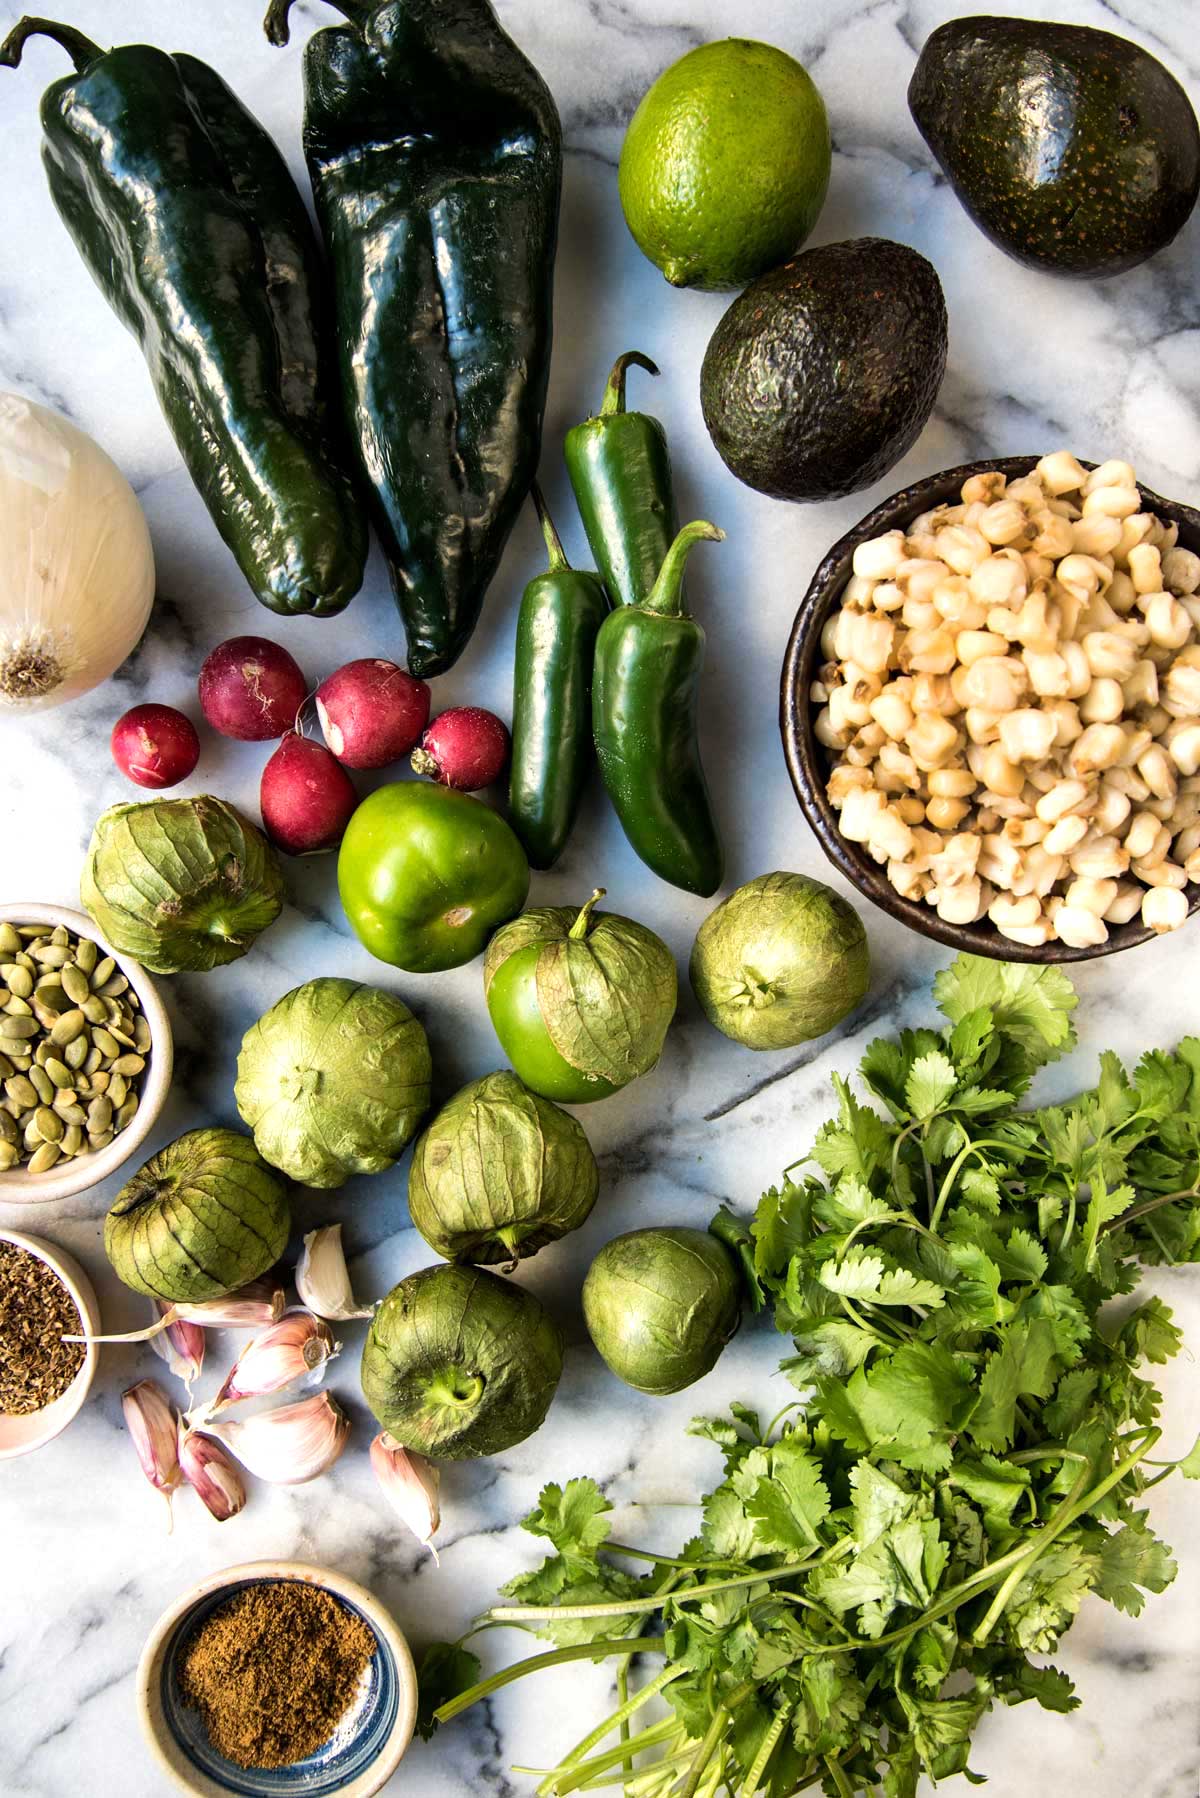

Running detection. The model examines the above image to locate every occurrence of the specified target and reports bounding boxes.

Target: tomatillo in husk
[483,889,676,1103]
[361,1262,564,1459]
[689,871,869,1049]
[338,781,530,973]
[408,1070,598,1266]
[582,1225,741,1394]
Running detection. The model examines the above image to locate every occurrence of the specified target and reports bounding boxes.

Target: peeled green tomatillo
[690,871,869,1049]
[483,889,676,1103]
[583,1225,742,1394]
[338,781,530,974]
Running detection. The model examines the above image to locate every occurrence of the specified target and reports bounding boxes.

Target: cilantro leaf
[934,955,1078,1070]
[738,1437,831,1553]
[415,1642,481,1739]
[520,1478,613,1562]
[1093,1515,1177,1616]
[905,1050,958,1120]
[968,1318,1060,1450]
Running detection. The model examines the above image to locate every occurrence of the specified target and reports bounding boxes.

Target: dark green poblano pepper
[266,0,563,679]
[0,16,367,617]
[592,521,726,897]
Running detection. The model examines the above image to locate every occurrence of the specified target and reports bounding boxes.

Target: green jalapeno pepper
[508,489,610,872]
[0,15,366,617]
[592,520,726,898]
[565,351,679,608]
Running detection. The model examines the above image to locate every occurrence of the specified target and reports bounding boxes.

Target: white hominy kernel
[1043,699,1084,747]
[969,553,1027,609]
[1032,513,1075,559]
[911,673,959,716]
[1141,887,1189,933]
[1082,631,1139,681]
[1069,834,1130,880]
[979,500,1032,545]
[852,532,907,581]
[867,807,916,863]
[868,690,913,740]
[1002,918,1056,946]
[1043,814,1091,856]
[1168,723,1200,777]
[889,859,929,900]
[935,878,983,924]
[1107,571,1138,614]
[989,893,1042,930]
[1023,650,1070,697]
[1023,552,1056,584]
[1137,745,1177,801]
[1104,881,1145,925]
[1165,657,1200,715]
[901,559,952,600]
[1124,812,1164,861]
[1116,725,1154,768]
[1068,723,1126,776]
[1093,782,1132,836]
[907,713,960,770]
[1186,848,1200,882]
[1037,451,1087,495]
[1083,459,1136,494]
[956,630,1009,666]
[1122,660,1159,708]
[1117,514,1155,563]
[1134,858,1187,888]
[838,789,887,842]
[815,707,851,750]
[1055,905,1110,948]
[998,708,1058,764]
[1079,678,1125,724]
[1035,779,1091,823]
[1058,553,1109,594]
[964,706,1003,745]
[1162,547,1200,595]
[1128,543,1163,594]
[1082,485,1141,519]
[1004,816,1049,847]
[896,796,926,825]
[980,746,1024,797]
[962,472,1007,506]
[1066,876,1118,915]
[1021,844,1066,895]
[827,765,873,805]
[937,526,991,574]
[833,609,895,672]
[1142,591,1193,651]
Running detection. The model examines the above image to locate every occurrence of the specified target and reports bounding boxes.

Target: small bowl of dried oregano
[0,901,173,1205]
[138,1560,418,1798]
[0,1228,100,1458]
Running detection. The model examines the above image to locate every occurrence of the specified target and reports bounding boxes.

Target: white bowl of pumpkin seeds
[0,903,173,1206]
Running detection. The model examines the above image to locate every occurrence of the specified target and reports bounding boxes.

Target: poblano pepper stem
[1,15,367,618]
[565,350,680,608]
[508,489,610,870]
[267,0,563,677]
[592,521,726,897]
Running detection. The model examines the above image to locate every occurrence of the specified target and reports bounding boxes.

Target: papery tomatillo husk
[361,1263,563,1460]
[689,871,869,1050]
[80,794,284,974]
[484,890,677,1094]
[407,1070,598,1266]
[104,1128,290,1303]
[235,977,431,1188]
[582,1226,742,1395]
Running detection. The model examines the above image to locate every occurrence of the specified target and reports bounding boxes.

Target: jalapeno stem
[641,521,725,617]
[0,15,105,71]
[264,0,369,49]
[532,483,571,573]
[599,351,660,418]
[569,889,606,939]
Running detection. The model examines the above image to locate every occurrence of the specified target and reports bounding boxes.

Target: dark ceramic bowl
[780,456,1200,962]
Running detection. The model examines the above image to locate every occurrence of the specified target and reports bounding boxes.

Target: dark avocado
[699,237,947,504]
[909,17,1200,278]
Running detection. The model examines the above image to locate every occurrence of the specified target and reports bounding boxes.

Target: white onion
[0,391,155,709]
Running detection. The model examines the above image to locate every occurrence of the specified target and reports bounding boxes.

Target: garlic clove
[370,1431,441,1562]
[178,1426,247,1523]
[196,1392,350,1485]
[208,1311,337,1412]
[122,1379,182,1525]
[295,1225,375,1322]
[149,1301,205,1393]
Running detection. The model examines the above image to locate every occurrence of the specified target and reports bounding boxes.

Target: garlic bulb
[0,391,155,709]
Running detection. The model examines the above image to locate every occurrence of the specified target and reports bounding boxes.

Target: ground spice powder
[178,1581,378,1769]
[0,1240,84,1414]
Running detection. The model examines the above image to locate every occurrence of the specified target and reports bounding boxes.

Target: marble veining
[1,1,1199,1793]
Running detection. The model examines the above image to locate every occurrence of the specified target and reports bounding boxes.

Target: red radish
[260,732,357,855]
[198,636,308,741]
[411,706,510,790]
[316,658,430,768]
[111,704,200,789]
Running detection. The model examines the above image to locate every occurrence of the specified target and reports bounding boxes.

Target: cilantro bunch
[423,956,1200,1798]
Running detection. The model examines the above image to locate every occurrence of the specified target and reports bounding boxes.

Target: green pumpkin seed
[90,1027,120,1059]
[0,924,20,955]
[0,1015,39,1040]
[0,1110,17,1146]
[115,1095,139,1129]
[29,1066,54,1105]
[5,1075,38,1109]
[88,1129,113,1153]
[74,936,97,974]
[64,1033,88,1070]
[33,1105,63,1143]
[0,1052,12,1080]
[0,1140,19,1171]
[83,1045,103,1076]
[50,925,68,947]
[86,1095,113,1135]
[27,1140,61,1173]
[88,1070,109,1093]
[0,964,32,998]
[53,1100,87,1127]
[60,964,90,1005]
[49,1009,85,1046]
[81,995,108,1024]
[90,955,115,988]
[3,997,33,1020]
[44,1057,73,1089]
[111,1052,145,1077]
[133,1016,152,1052]
[107,1074,128,1108]
[22,1116,42,1150]
[32,945,70,968]
[61,1123,84,1156]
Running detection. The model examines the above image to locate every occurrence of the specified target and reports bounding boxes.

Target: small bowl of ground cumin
[138,1561,418,1797]
[0,1229,100,1458]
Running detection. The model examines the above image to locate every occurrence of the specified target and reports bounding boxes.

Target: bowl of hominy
[781,455,1200,962]
[0,902,173,1204]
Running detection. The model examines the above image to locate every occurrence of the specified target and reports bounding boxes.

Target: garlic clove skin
[178,1426,247,1522]
[149,1301,205,1392]
[370,1431,441,1562]
[295,1225,375,1322]
[197,1392,350,1485]
[67,1279,286,1347]
[208,1311,337,1412]
[123,1380,183,1518]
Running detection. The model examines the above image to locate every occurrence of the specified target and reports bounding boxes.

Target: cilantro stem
[551,1665,684,1784]
[432,1637,665,1725]
[929,1136,1015,1232]
[545,1718,681,1795]
[678,1699,737,1798]
[824,1754,856,1798]
[485,1557,827,1625]
[1102,1183,1200,1232]
[739,1706,790,1796]
[616,1661,631,1790]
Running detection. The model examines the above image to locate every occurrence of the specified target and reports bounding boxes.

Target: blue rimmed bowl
[136,1562,417,1798]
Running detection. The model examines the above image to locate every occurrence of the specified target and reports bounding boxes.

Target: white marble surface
[1,1,1199,1794]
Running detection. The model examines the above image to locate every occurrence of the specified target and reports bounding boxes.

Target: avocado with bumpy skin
[699,237,947,504]
[909,17,1200,278]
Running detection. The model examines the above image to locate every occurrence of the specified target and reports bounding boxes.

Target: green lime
[618,38,831,292]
